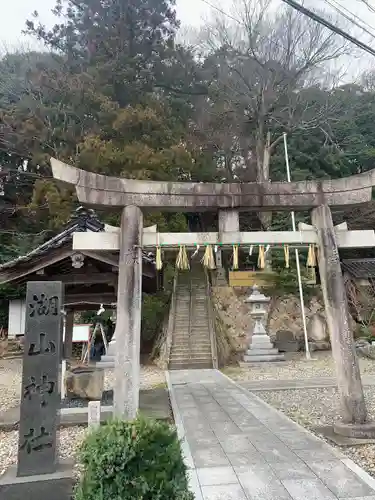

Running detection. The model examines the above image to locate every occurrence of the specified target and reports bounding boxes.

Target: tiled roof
[0,206,153,271]
[341,259,375,279]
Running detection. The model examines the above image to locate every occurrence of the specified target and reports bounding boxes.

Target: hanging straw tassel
[201,245,216,270]
[232,245,239,270]
[258,245,265,269]
[284,245,290,269]
[176,245,190,270]
[307,244,317,267]
[155,246,163,270]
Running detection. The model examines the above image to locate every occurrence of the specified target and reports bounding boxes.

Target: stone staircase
[168,268,214,370]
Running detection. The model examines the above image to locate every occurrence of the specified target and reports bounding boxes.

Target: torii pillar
[312,205,375,437]
[113,206,143,419]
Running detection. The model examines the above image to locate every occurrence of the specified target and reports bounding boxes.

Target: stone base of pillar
[0,461,73,500]
[242,335,285,363]
[334,420,375,439]
[107,339,116,356]
[96,357,115,369]
[97,346,115,367]
[95,339,116,368]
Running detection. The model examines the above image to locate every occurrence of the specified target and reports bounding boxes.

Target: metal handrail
[166,267,178,367]
[205,269,219,369]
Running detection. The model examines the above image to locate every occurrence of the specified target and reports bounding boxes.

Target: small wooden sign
[229,271,275,288]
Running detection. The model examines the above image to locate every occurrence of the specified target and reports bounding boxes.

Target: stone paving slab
[167,369,375,500]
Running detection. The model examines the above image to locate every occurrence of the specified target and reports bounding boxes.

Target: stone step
[172,339,211,345]
[175,327,209,332]
[100,355,115,363]
[176,313,207,317]
[170,356,212,364]
[169,357,212,365]
[170,354,212,361]
[242,354,285,363]
[245,348,279,356]
[174,332,210,336]
[170,350,211,359]
[173,335,210,341]
[174,325,209,330]
[169,361,213,370]
[249,341,274,349]
[171,347,212,355]
[172,336,211,342]
[96,361,115,369]
[171,346,212,353]
[190,328,211,332]
[171,340,211,346]
[173,335,200,340]
[190,316,209,320]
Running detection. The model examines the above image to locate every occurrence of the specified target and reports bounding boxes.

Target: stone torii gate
[51,157,375,437]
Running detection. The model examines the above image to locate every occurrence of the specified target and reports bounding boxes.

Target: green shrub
[74,417,194,500]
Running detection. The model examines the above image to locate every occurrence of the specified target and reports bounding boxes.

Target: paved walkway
[167,369,375,500]
[240,375,375,392]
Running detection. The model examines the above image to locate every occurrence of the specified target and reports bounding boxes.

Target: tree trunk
[257,132,273,269]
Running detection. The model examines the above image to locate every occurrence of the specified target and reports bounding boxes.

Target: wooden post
[64,309,74,365]
[312,205,368,426]
[114,206,143,419]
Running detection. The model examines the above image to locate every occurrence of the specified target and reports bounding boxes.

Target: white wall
[7,299,90,342]
[8,299,26,338]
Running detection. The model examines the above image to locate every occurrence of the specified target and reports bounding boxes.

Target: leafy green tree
[0,1,216,233]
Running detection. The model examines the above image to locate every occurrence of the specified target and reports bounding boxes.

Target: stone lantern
[242,285,284,363]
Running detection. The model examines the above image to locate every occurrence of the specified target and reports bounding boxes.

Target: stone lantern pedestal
[242,286,285,363]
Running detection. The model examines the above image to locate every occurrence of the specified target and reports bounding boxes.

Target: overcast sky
[0,0,210,50]
[1,0,375,78]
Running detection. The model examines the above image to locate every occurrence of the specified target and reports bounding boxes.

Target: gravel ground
[0,358,166,475]
[257,386,375,478]
[224,351,375,381]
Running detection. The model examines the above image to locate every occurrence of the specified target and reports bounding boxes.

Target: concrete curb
[165,371,203,499]
[342,458,375,491]
[165,371,194,469]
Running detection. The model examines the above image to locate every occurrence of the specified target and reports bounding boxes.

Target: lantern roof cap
[244,285,270,304]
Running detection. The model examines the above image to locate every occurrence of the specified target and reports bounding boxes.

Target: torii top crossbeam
[51,158,375,211]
